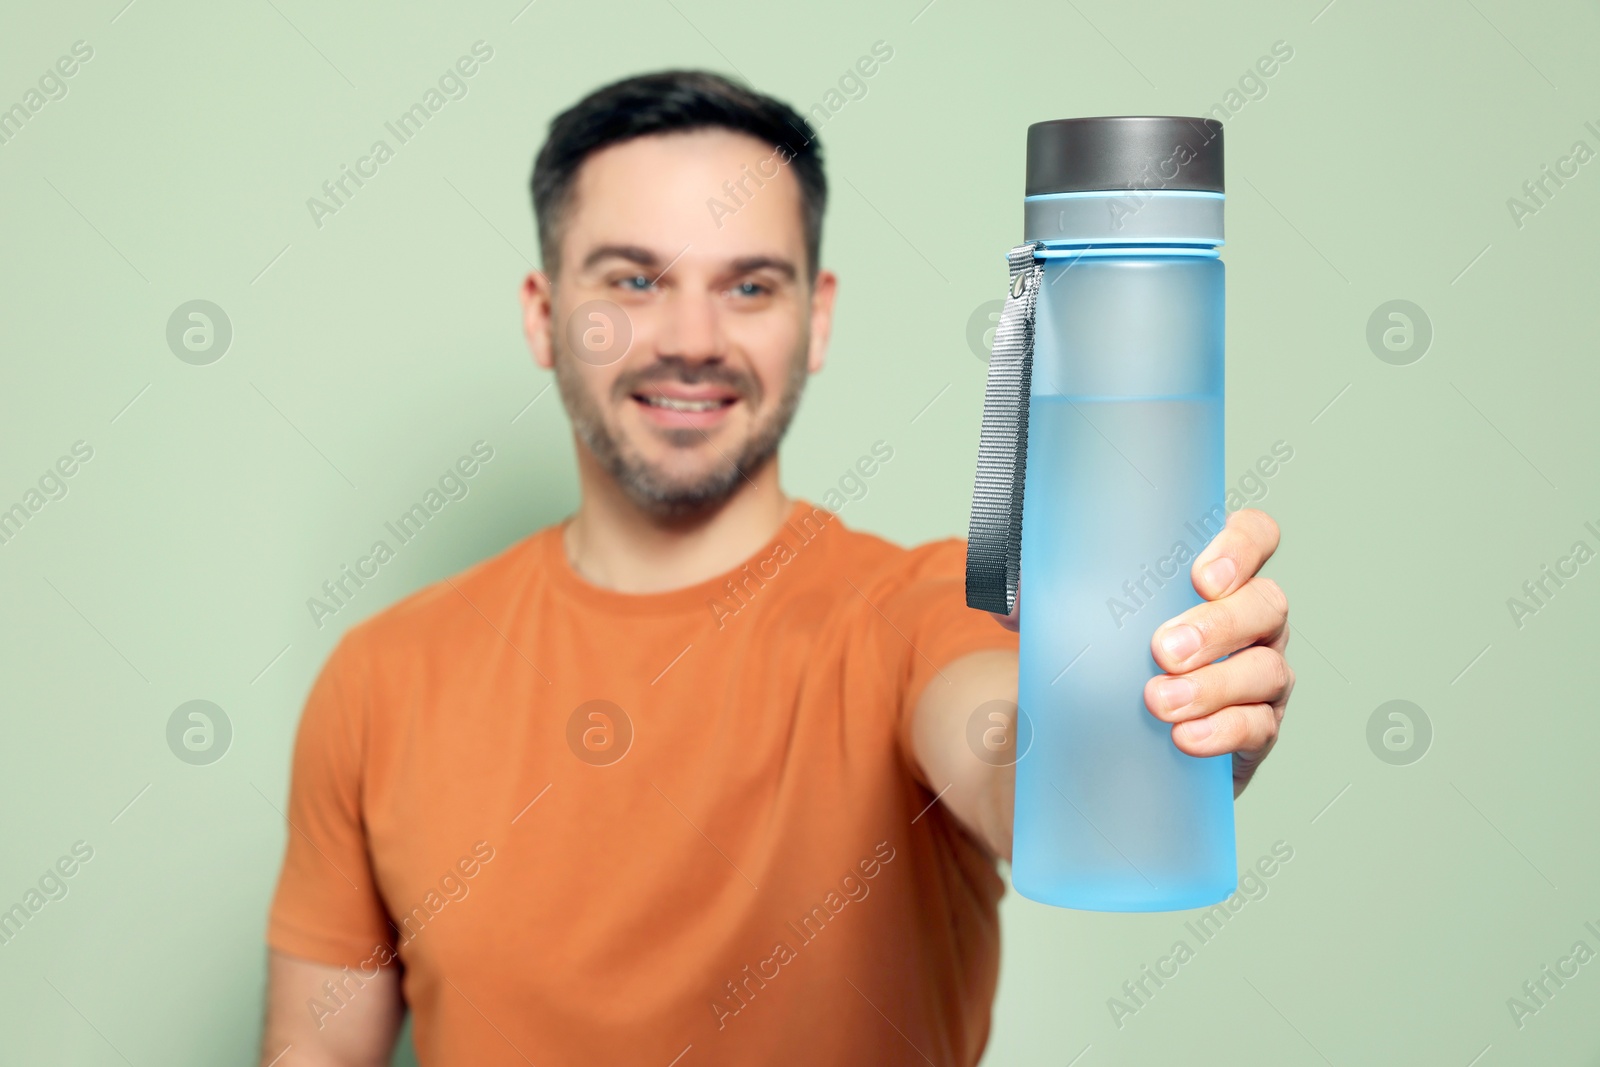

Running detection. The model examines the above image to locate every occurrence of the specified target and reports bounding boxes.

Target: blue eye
[618,274,653,291]
[734,281,768,297]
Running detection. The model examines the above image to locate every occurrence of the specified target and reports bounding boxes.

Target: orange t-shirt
[267,498,1020,1066]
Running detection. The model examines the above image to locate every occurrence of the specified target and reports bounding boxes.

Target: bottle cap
[1026,116,1224,196]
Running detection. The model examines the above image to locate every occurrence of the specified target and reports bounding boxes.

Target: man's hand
[910,508,1291,862]
[1141,507,1292,796]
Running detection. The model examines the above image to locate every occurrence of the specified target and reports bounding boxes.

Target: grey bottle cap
[1026,116,1224,196]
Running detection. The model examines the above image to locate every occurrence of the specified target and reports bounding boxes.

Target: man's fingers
[1167,701,1281,760]
[1143,646,1294,724]
[1149,508,1290,794]
[1151,576,1289,674]
[1191,508,1281,600]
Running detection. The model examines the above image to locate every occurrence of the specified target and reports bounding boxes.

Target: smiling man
[260,71,1293,1066]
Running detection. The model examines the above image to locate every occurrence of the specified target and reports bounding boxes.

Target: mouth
[630,388,741,429]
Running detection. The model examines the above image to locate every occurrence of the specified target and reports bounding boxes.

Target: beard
[551,330,810,520]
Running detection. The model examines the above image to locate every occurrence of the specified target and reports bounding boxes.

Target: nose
[654,286,725,365]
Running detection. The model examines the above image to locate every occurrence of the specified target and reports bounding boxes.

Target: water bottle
[968,116,1236,911]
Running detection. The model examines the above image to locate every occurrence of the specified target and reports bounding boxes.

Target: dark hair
[530,70,826,281]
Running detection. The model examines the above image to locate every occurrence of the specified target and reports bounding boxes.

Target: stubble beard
[551,331,811,521]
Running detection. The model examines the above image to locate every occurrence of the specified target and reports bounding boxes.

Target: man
[261,71,1292,1066]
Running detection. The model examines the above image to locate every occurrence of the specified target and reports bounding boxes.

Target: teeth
[644,396,725,412]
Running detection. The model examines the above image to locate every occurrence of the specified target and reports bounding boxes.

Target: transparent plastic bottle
[1009,117,1236,911]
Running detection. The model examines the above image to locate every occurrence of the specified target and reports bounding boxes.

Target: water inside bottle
[1011,392,1237,911]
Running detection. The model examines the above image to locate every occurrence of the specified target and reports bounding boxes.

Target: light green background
[1,0,1596,1063]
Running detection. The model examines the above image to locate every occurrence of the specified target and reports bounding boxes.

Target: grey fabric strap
[966,241,1045,615]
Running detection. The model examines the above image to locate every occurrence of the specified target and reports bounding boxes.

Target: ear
[806,268,838,375]
[521,270,555,370]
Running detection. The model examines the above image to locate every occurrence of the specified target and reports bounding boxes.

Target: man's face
[522,128,836,518]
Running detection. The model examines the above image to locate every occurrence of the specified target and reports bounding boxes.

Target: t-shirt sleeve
[878,537,1020,790]
[265,628,395,967]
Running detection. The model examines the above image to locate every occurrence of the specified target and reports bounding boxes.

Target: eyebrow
[728,256,796,282]
[579,245,798,282]
[581,244,659,272]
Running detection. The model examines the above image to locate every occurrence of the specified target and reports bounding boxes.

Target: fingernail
[1181,717,1214,742]
[1160,624,1201,661]
[1202,556,1236,593]
[1156,678,1196,711]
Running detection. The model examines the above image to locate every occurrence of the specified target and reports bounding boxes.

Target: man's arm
[908,647,1021,860]
[909,508,1294,861]
[260,950,404,1067]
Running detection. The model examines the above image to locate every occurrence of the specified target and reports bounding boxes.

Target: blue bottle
[969,117,1236,911]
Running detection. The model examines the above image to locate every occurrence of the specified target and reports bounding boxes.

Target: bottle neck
[1023,189,1224,253]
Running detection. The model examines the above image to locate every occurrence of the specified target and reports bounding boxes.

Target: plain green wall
[1,0,1596,1063]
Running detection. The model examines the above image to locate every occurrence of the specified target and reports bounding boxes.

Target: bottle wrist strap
[965,241,1045,615]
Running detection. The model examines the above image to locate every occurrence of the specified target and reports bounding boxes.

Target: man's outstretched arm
[909,508,1294,862]
[260,950,404,1067]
